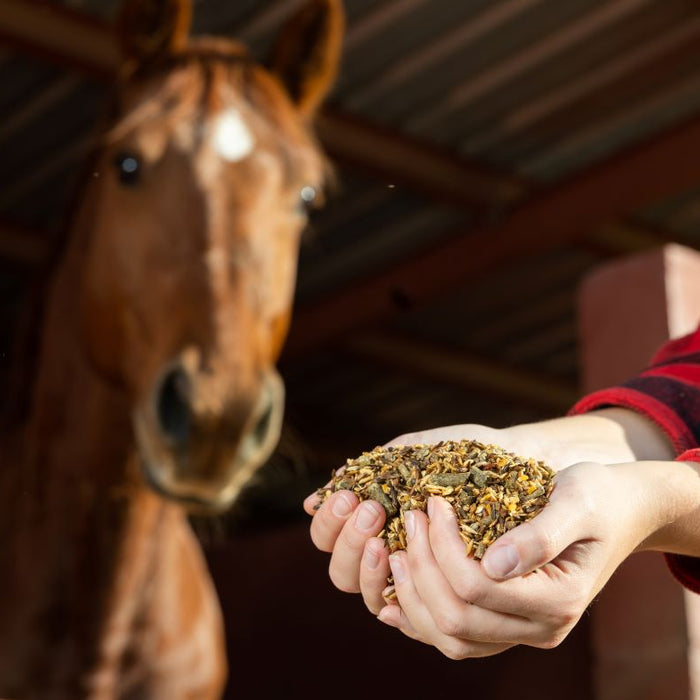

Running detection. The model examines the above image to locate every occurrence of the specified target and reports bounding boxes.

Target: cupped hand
[302,418,587,609]
[302,424,503,610]
[302,410,673,617]
[375,460,664,658]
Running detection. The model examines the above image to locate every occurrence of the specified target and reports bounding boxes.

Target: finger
[386,549,481,653]
[359,537,391,614]
[427,497,561,617]
[309,490,358,552]
[387,549,506,650]
[304,467,347,514]
[328,500,386,593]
[405,509,546,645]
[377,605,422,641]
[378,602,516,659]
[481,467,597,580]
[303,491,321,515]
[387,550,428,629]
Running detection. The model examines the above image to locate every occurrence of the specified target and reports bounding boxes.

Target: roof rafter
[345,330,579,411]
[317,110,526,210]
[0,0,118,78]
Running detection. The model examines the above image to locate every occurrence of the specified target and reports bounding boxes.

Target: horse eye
[297,185,317,215]
[114,151,142,186]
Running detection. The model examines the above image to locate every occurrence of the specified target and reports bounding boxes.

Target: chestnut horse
[0,0,343,697]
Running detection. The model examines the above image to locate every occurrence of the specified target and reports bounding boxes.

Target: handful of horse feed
[315,440,555,559]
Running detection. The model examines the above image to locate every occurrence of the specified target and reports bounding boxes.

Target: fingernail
[483,544,519,579]
[389,554,406,584]
[404,510,416,539]
[427,497,435,519]
[331,493,354,518]
[363,543,380,570]
[356,501,382,531]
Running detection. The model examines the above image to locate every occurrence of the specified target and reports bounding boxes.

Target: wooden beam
[501,318,577,364]
[345,331,579,411]
[0,0,119,79]
[0,223,49,266]
[285,110,700,356]
[297,207,458,301]
[664,198,700,232]
[317,110,527,210]
[467,287,575,348]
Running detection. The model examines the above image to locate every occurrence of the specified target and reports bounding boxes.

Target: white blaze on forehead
[211,108,255,162]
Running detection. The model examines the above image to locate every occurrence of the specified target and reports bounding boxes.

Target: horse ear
[117,0,192,67]
[268,0,345,117]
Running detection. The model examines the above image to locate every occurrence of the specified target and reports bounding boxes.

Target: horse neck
[21,184,134,496]
[2,186,188,690]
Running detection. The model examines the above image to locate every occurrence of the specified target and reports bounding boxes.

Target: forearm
[504,407,676,469]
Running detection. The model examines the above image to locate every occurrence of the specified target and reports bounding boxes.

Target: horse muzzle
[133,363,284,512]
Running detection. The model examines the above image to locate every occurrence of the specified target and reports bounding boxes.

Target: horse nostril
[252,397,273,447]
[156,367,191,448]
[244,377,283,460]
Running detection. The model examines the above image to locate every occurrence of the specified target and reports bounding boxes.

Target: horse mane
[0,144,105,432]
[170,37,254,67]
[122,36,253,79]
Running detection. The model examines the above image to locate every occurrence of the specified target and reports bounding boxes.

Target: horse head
[79,0,343,511]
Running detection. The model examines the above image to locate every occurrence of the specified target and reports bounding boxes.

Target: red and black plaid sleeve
[570,326,700,453]
[569,326,700,592]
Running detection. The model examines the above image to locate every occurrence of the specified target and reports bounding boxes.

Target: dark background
[4,1,700,697]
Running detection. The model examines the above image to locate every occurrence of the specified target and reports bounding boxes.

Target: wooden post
[578,243,700,700]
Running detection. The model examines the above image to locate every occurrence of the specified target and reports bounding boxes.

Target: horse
[0,0,343,696]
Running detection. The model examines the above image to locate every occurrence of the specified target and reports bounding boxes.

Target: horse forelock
[175,36,253,65]
[108,40,328,190]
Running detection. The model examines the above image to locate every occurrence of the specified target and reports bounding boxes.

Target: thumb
[481,474,592,580]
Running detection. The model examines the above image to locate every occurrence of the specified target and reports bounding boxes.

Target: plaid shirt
[570,327,700,593]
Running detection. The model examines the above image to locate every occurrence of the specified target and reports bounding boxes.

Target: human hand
[302,409,674,612]
[302,424,503,608]
[376,459,683,659]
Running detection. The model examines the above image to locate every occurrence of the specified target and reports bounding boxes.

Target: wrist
[593,408,676,461]
[622,460,700,555]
